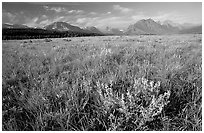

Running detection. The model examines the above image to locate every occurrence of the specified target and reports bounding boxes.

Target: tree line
[2,28,103,40]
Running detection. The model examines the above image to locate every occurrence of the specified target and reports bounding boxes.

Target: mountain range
[179,25,202,34]
[83,26,103,34]
[44,22,84,32]
[2,19,202,35]
[125,18,201,35]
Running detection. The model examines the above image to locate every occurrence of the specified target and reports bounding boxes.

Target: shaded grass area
[2,35,202,131]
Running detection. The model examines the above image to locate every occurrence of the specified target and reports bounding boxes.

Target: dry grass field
[2,34,202,131]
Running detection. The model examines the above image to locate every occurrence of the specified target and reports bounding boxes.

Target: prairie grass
[2,34,202,131]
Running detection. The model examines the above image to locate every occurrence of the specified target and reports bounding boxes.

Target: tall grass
[2,35,202,131]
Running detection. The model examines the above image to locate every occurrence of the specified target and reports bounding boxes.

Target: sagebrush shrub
[96,77,170,130]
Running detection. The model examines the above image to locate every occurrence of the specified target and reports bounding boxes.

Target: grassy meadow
[2,34,202,131]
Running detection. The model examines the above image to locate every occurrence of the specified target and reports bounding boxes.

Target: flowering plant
[96,77,171,130]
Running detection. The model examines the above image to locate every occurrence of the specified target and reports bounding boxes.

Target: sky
[2,2,202,30]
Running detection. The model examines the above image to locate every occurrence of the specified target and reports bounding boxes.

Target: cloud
[53,16,65,22]
[43,5,84,14]
[39,16,66,26]
[67,10,84,14]
[43,6,67,13]
[39,19,50,26]
[75,16,133,30]
[89,12,97,15]
[131,12,150,22]
[25,17,39,27]
[24,14,65,27]
[2,12,16,22]
[41,15,48,19]
[33,17,39,23]
[93,17,132,29]
[113,5,132,13]
[76,18,87,24]
[24,14,52,27]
